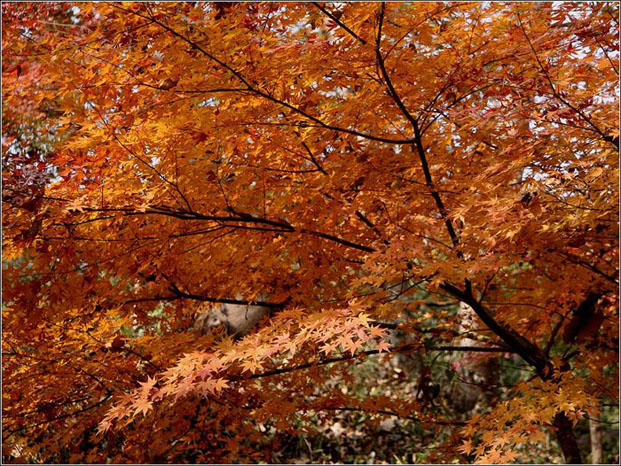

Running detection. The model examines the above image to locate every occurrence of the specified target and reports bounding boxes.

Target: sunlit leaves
[2,1,618,463]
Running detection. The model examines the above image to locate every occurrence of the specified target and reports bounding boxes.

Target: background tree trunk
[589,415,603,464]
[450,302,500,413]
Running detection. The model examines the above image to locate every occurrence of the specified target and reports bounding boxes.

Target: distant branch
[518,13,619,151]
[242,341,512,382]
[316,406,465,426]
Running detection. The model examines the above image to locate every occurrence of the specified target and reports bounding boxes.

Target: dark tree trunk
[553,412,583,464]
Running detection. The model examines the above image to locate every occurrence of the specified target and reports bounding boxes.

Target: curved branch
[441,282,551,377]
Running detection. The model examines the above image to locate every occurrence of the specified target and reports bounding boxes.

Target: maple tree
[2,2,619,463]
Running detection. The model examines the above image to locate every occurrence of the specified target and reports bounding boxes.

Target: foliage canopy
[2,2,619,463]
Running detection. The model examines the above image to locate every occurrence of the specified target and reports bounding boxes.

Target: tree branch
[109,3,417,146]
[61,203,376,253]
[312,2,367,45]
[441,283,551,377]
[125,285,286,310]
[518,13,618,151]
[375,2,459,249]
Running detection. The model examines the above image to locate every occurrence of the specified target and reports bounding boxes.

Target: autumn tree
[2,2,618,463]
